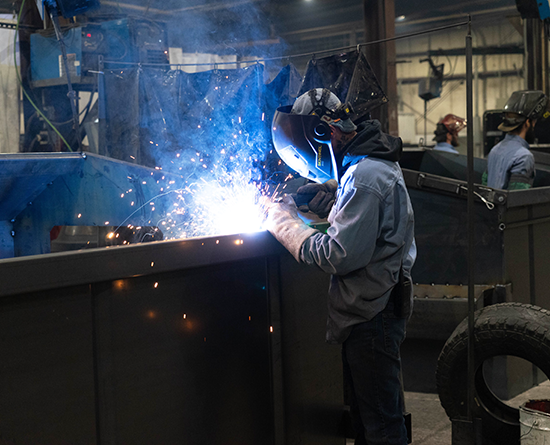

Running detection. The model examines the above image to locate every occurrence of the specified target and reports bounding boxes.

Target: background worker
[267,88,416,445]
[432,114,466,154]
[485,90,548,190]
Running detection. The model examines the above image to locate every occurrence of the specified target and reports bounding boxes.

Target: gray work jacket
[300,154,416,344]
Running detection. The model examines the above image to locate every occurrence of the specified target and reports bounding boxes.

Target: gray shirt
[487,134,535,189]
[300,155,416,344]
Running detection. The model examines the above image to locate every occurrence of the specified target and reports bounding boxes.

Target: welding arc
[436,302,550,445]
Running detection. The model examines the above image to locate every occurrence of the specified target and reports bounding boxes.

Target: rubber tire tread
[436,302,550,445]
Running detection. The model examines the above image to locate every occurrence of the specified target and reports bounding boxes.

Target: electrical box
[31,18,169,87]
[418,77,442,101]
[31,26,82,86]
[56,0,100,18]
[539,0,550,19]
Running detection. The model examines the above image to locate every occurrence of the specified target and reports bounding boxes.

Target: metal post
[424,100,427,146]
[98,56,106,157]
[465,17,476,424]
[363,0,399,136]
[452,17,481,445]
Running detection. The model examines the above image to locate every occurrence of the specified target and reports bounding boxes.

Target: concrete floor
[346,382,550,444]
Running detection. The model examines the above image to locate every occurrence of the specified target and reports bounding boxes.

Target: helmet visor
[272,105,338,183]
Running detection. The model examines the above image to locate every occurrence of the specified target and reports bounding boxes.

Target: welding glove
[266,195,319,262]
[296,179,338,219]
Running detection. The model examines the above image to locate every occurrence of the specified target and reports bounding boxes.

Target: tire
[436,302,550,445]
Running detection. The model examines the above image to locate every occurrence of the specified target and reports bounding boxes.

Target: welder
[432,113,466,154]
[267,88,416,445]
[484,90,548,190]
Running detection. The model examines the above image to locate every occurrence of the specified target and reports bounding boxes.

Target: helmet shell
[503,90,548,120]
[498,90,548,132]
[438,114,466,135]
[291,88,357,133]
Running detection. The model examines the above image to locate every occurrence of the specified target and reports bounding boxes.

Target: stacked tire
[436,303,550,445]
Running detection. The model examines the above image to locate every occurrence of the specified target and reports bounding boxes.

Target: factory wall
[395,20,525,155]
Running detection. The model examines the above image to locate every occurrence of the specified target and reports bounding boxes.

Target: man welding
[267,88,416,445]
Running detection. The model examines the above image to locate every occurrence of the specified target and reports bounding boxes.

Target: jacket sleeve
[300,185,383,276]
[509,151,535,187]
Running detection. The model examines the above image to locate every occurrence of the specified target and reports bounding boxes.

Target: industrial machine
[30,17,169,87]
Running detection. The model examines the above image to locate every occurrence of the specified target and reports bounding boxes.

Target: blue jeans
[342,300,407,445]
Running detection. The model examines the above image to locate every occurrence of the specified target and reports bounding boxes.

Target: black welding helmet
[271,89,354,183]
[498,90,548,132]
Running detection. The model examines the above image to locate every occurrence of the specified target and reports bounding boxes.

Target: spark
[186,170,267,237]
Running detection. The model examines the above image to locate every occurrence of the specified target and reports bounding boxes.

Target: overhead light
[395,15,406,22]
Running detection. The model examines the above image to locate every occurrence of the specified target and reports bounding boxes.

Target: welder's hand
[296,179,338,219]
[266,195,318,262]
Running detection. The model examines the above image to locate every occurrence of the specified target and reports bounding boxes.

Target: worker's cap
[291,88,357,133]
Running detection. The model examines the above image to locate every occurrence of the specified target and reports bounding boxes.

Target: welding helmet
[439,114,466,136]
[271,89,354,183]
[498,90,548,132]
[291,88,357,133]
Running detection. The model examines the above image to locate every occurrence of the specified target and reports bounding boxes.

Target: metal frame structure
[0,231,344,445]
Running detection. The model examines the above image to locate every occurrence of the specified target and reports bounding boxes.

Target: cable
[103,20,470,68]
[14,0,73,151]
[48,6,82,151]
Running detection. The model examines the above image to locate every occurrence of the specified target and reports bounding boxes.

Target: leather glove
[296,179,338,218]
[266,195,318,262]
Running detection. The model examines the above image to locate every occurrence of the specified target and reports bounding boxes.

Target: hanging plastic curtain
[103,62,304,178]
[299,49,387,124]
[103,66,141,163]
